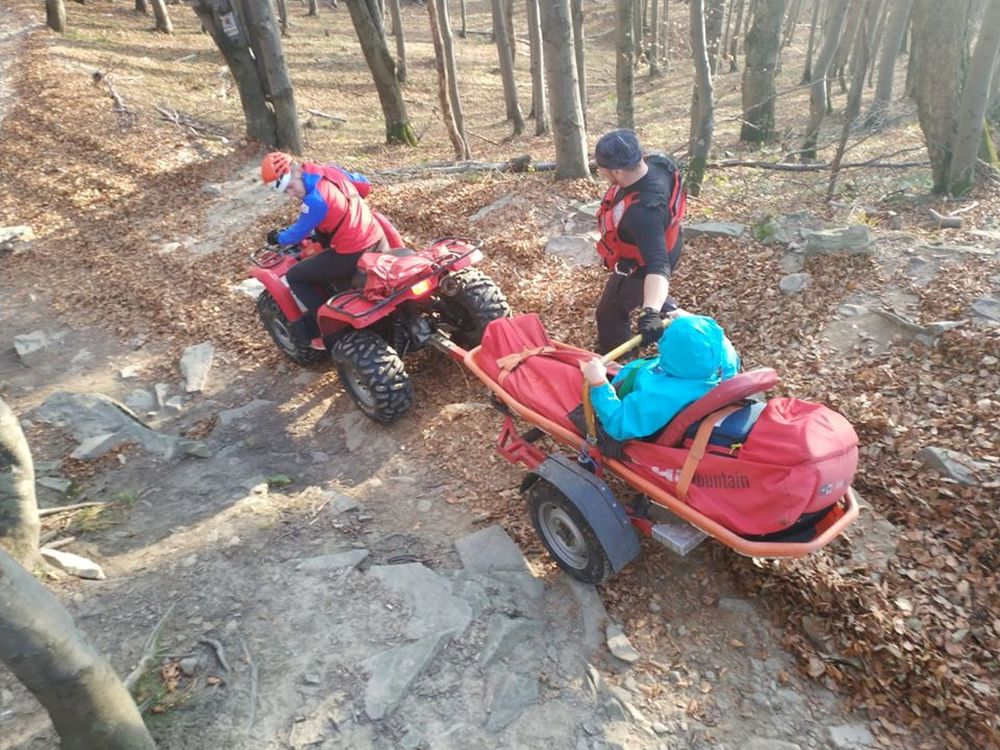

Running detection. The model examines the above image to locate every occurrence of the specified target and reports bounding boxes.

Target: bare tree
[801,0,849,160]
[801,0,821,83]
[616,0,636,128]
[388,0,407,84]
[782,0,803,47]
[571,0,588,124]
[428,0,469,158]
[344,0,417,144]
[741,0,787,143]
[527,0,549,133]
[438,0,467,143]
[275,0,288,35]
[864,0,890,86]
[459,0,467,37]
[649,0,662,75]
[705,0,726,73]
[866,0,913,126]
[633,0,644,67]
[540,0,590,177]
[491,0,525,135]
[45,0,66,32]
[948,0,1000,193]
[727,0,746,70]
[150,0,173,33]
[0,399,39,569]
[307,0,319,17]
[661,0,671,68]
[719,0,736,71]
[688,0,715,195]
[136,0,148,14]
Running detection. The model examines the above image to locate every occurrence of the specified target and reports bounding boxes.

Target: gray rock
[485,673,539,732]
[479,614,544,666]
[684,221,747,239]
[454,524,529,574]
[803,226,874,255]
[605,623,640,663]
[745,739,800,750]
[399,727,426,750]
[779,252,805,273]
[871,309,964,346]
[363,632,449,720]
[370,563,472,639]
[751,215,791,245]
[0,225,35,253]
[179,440,213,459]
[201,183,223,197]
[154,383,170,409]
[837,303,867,317]
[296,549,369,572]
[217,399,275,427]
[779,273,812,295]
[180,342,214,393]
[119,365,141,379]
[159,242,182,255]
[36,477,71,493]
[165,396,184,412]
[288,713,331,748]
[916,446,988,486]
[545,234,599,266]
[14,330,68,364]
[125,389,155,413]
[326,490,360,514]
[70,432,125,460]
[179,657,199,676]
[569,579,609,650]
[232,278,265,300]
[970,295,1000,323]
[40,548,106,580]
[469,193,517,223]
[827,723,875,749]
[718,597,756,616]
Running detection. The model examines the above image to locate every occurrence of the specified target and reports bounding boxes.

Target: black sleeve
[620,203,670,277]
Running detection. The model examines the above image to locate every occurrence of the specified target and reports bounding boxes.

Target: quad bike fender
[374,210,404,250]
[522,454,640,574]
[249,269,304,322]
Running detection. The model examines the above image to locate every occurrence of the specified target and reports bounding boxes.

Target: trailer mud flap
[523,455,640,574]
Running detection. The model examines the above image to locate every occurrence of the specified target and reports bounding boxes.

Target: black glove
[266,229,282,246]
[637,307,664,347]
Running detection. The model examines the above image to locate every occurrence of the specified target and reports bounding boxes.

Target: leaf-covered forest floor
[0,0,998,747]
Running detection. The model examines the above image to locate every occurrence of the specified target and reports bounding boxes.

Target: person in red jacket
[261,152,389,342]
[593,129,686,352]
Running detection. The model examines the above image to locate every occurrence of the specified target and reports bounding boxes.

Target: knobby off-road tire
[331,330,413,424]
[444,268,512,348]
[257,292,326,366]
[527,478,612,584]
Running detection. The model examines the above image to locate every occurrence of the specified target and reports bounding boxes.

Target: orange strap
[676,405,743,502]
[495,346,556,385]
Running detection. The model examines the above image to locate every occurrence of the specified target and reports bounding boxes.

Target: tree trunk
[989,52,1000,122]
[662,0,671,67]
[240,0,303,153]
[741,0,787,143]
[307,0,319,16]
[616,0,636,128]
[727,0,746,69]
[428,0,469,158]
[782,0,802,47]
[911,0,967,191]
[649,0,661,75]
[438,0,468,143]
[388,0,406,84]
[275,0,288,35]
[150,0,173,33]
[135,0,148,14]
[571,0,588,125]
[801,0,820,82]
[865,0,890,86]
[504,0,516,62]
[867,0,913,124]
[0,547,155,750]
[45,0,66,31]
[460,0,467,37]
[948,0,1000,192]
[688,0,715,195]
[345,0,417,144]
[190,0,277,145]
[833,0,864,94]
[633,0,644,66]
[540,0,590,178]
[0,399,39,570]
[801,0,849,160]
[527,0,549,132]
[490,0,525,134]
[705,0,726,73]
[720,0,735,71]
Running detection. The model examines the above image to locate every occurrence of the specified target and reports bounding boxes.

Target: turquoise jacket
[590,315,740,441]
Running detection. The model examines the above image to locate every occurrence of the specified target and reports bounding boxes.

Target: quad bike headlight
[438,275,459,297]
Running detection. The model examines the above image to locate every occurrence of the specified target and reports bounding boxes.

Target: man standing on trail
[261,152,389,344]
[592,129,686,352]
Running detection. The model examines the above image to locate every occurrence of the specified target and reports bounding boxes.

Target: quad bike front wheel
[442,268,511,348]
[330,330,413,424]
[527,478,612,584]
[257,292,326,366]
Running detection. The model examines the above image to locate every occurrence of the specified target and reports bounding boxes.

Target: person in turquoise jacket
[580,314,740,442]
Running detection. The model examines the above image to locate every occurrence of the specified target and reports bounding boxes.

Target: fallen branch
[711,158,929,171]
[929,208,963,229]
[238,635,258,733]
[38,501,107,517]
[124,603,176,693]
[93,69,138,127]
[305,108,346,123]
[198,637,231,673]
[154,104,229,138]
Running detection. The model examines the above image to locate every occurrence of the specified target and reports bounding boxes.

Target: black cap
[594,129,643,169]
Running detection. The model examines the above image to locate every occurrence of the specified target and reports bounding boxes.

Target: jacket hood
[657,315,729,380]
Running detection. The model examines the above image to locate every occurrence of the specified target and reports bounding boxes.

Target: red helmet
[261,152,293,192]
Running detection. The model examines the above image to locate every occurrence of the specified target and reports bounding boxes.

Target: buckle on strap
[613,261,636,276]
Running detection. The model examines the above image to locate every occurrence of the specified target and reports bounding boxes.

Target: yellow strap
[676,405,743,502]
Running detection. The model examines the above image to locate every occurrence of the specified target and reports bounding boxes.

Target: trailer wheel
[527,478,612,584]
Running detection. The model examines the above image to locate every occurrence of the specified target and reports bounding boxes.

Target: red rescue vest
[595,157,686,271]
[301,164,384,255]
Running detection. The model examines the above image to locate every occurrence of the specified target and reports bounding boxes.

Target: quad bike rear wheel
[257,292,326,366]
[443,268,511,348]
[527,478,612,584]
[331,330,413,424]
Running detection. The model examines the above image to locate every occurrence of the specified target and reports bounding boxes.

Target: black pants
[286,236,389,317]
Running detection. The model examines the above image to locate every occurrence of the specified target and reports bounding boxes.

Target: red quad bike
[443,313,861,584]
[249,212,510,423]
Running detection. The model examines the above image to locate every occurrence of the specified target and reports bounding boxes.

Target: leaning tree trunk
[688,0,715,195]
[831,0,863,95]
[782,0,802,47]
[527,0,549,133]
[345,0,417,144]
[649,0,661,75]
[45,0,66,32]
[190,0,277,146]
[240,0,303,154]
[911,0,967,192]
[801,0,849,160]
[705,0,726,74]
[438,0,468,144]
[0,399,39,570]
[571,0,588,125]
[867,0,913,125]
[428,0,469,158]
[990,52,1000,122]
[491,0,525,135]
[864,0,890,86]
[616,0,636,128]
[741,0,787,143]
[801,0,820,83]
[540,0,590,178]
[947,0,1000,193]
[150,0,173,33]
[459,0,467,37]
[0,547,156,750]
[388,0,406,84]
